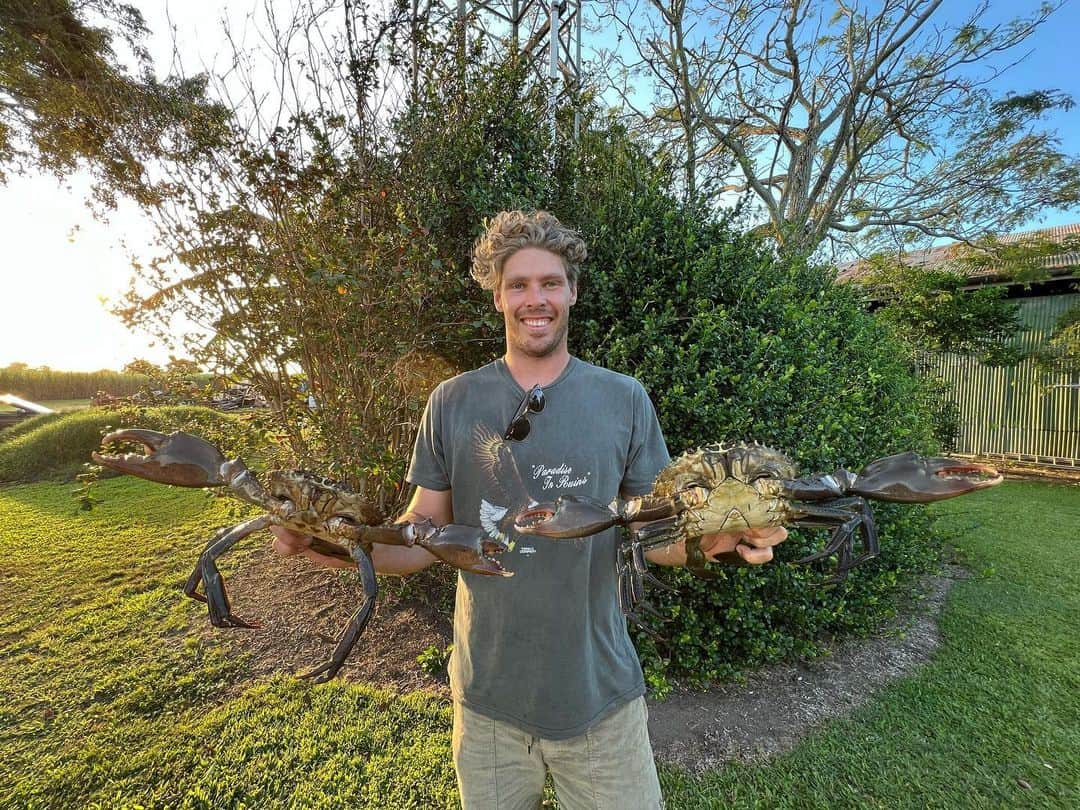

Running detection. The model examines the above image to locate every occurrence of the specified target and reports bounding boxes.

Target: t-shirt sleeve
[406,384,451,491]
[621,382,670,497]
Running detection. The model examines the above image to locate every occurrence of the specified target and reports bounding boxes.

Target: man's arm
[373,485,449,575]
[644,526,788,567]
[269,485,452,575]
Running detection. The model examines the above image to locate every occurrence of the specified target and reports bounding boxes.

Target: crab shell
[265,470,383,537]
[648,443,800,536]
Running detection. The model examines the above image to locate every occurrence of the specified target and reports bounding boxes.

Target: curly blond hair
[471,210,587,291]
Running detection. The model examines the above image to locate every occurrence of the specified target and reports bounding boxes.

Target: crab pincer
[847,452,1003,503]
[92,429,229,488]
[515,495,624,538]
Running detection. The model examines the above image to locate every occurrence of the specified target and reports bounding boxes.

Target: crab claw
[421,524,514,577]
[850,452,1004,503]
[92,429,229,488]
[515,495,622,539]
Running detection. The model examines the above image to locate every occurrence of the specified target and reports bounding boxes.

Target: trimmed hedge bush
[0,412,66,446]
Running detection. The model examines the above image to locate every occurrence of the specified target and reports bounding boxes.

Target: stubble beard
[509,318,569,359]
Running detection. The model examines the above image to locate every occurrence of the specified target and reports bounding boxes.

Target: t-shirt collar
[494,355,578,394]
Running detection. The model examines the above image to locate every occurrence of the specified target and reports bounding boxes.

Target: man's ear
[569,282,578,306]
[493,287,503,313]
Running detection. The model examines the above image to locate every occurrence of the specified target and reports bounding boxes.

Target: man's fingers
[742,526,788,548]
[735,543,773,565]
[269,525,313,555]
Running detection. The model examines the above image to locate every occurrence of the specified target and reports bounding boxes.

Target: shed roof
[835,223,1080,284]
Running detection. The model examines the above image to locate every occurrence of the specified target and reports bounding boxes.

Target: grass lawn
[0,478,457,809]
[658,479,1080,808]
[0,477,1076,808]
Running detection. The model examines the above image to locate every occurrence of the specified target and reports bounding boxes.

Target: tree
[598,0,1080,255]
[0,0,224,202]
[111,5,562,511]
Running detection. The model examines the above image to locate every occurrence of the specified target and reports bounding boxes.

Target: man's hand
[269,525,356,569]
[269,525,312,556]
[645,525,788,567]
[699,526,788,565]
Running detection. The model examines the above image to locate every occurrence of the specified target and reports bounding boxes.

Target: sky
[2,0,1080,373]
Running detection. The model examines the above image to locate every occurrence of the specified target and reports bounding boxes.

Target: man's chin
[511,333,565,359]
[519,344,559,359]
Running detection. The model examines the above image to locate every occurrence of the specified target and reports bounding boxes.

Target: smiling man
[273,210,786,808]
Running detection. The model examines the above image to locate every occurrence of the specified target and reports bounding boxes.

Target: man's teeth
[523,318,550,327]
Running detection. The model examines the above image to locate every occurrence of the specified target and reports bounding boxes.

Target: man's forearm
[644,542,690,567]
[644,542,747,568]
[645,527,785,568]
[636,521,687,567]
[369,543,438,575]
[371,510,440,575]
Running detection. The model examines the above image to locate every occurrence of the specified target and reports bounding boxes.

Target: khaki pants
[452,696,663,810]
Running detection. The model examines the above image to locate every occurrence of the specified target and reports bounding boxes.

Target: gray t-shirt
[406,356,670,739]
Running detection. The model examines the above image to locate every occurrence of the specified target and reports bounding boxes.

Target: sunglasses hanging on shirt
[504,384,545,441]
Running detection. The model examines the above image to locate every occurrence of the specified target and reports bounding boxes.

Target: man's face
[494,247,578,360]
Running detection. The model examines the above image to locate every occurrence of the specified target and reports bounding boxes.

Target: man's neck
[503,347,572,389]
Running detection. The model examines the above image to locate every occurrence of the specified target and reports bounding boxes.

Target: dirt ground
[210,547,456,693]
[208,546,961,770]
[645,569,964,771]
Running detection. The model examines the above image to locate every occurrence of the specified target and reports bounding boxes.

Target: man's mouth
[521,316,553,329]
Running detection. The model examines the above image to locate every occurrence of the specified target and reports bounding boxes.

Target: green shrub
[0,405,274,483]
[0,411,66,445]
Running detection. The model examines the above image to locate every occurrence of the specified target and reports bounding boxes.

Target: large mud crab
[93,429,510,682]
[515,443,1002,624]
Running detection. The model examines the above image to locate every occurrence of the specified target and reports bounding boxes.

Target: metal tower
[415,2,585,140]
[459,2,584,90]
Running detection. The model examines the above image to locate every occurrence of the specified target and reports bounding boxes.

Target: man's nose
[523,283,545,306]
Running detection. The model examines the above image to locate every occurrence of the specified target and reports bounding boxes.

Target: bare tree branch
[599,0,1080,255]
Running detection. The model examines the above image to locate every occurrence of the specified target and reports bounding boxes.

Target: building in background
[837,224,1080,470]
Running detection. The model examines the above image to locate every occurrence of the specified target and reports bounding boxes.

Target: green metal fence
[926,293,1080,468]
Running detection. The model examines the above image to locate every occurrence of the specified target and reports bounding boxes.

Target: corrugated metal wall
[926,293,1080,467]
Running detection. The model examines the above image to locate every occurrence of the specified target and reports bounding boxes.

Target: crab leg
[299,545,379,684]
[617,555,665,643]
[631,540,677,593]
[183,515,273,628]
[618,555,641,614]
[790,497,880,581]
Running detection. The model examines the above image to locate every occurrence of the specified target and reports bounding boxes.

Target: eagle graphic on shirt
[473,425,537,553]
